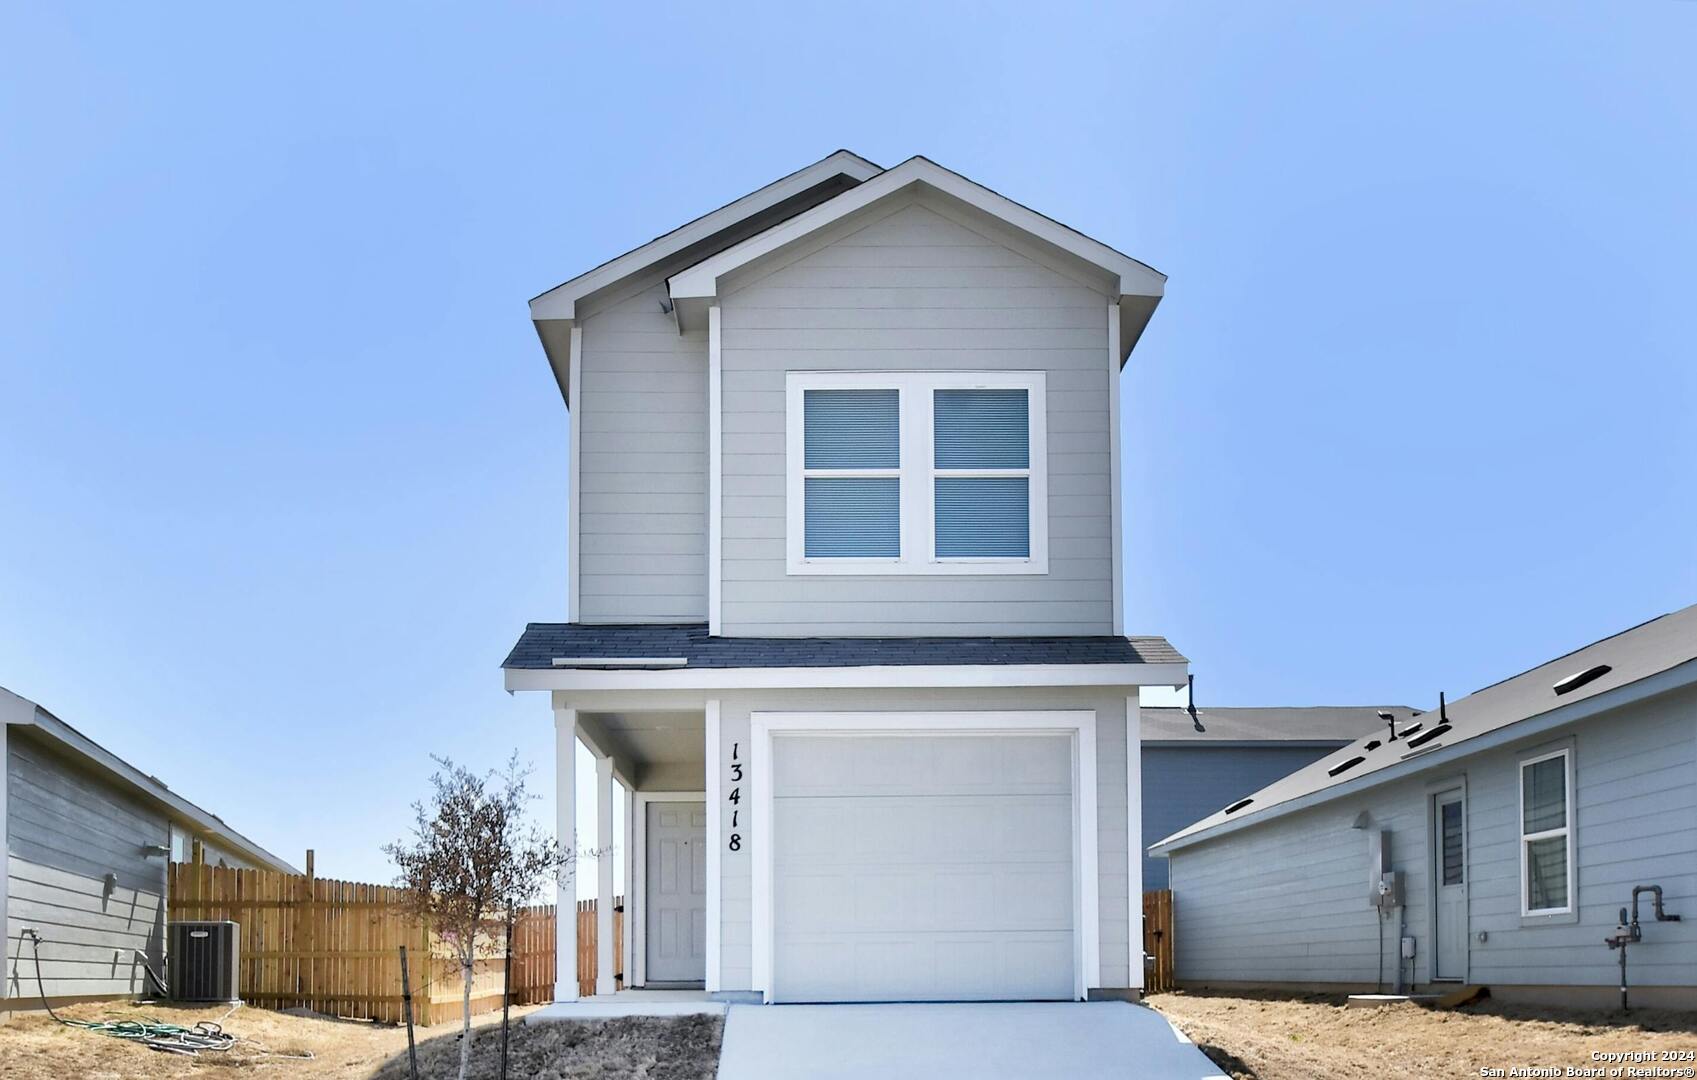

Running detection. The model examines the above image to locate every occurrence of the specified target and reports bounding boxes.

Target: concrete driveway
[716,1001,1226,1079]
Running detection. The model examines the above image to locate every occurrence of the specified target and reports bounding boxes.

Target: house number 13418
[726,742,743,852]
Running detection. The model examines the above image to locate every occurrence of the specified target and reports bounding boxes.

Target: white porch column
[553,706,579,1002]
[596,755,616,995]
[621,782,634,987]
[704,699,722,992]
[1126,694,1144,990]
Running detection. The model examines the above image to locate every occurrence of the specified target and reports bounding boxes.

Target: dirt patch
[1149,990,1697,1080]
[370,1014,721,1080]
[0,1000,721,1079]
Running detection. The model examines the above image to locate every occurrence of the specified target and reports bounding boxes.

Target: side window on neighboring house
[1520,749,1573,915]
[786,371,1048,574]
[170,825,189,863]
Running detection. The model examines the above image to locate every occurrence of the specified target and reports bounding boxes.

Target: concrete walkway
[717,1001,1226,1079]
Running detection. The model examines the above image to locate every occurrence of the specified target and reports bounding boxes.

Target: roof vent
[1399,721,1423,738]
[1327,755,1366,777]
[1553,664,1611,696]
[1223,797,1254,815]
[1364,740,1382,751]
[1404,723,1451,749]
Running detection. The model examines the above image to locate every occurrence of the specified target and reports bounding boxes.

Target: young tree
[385,754,565,1080]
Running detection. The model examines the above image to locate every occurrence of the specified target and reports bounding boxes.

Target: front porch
[556,703,712,1003]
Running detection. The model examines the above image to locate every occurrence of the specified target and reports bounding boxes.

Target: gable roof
[665,156,1167,363]
[1141,705,1418,744]
[1150,603,1697,855]
[1,686,300,874]
[528,149,882,403]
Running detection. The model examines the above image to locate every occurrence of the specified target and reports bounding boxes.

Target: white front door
[771,732,1076,1003]
[1433,788,1468,981]
[646,801,707,985]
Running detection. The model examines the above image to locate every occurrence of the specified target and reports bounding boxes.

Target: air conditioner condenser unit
[167,920,240,1003]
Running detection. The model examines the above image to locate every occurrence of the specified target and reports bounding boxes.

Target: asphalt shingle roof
[1141,706,1419,742]
[1152,602,1697,852]
[503,623,1185,670]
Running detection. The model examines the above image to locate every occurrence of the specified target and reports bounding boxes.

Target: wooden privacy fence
[168,858,590,1024]
[571,897,626,999]
[1143,889,1174,993]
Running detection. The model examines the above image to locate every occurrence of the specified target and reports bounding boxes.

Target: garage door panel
[998,935,1075,998]
[774,932,1076,1003]
[853,871,930,930]
[776,872,851,932]
[932,870,997,926]
[772,732,1076,1002]
[1000,736,1073,791]
[1000,796,1074,855]
[998,865,1075,928]
[773,734,1073,798]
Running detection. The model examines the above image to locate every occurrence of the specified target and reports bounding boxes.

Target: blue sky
[2,3,1693,889]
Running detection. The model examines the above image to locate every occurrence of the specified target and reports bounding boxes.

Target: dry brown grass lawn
[0,1000,720,1080]
[1149,990,1697,1080]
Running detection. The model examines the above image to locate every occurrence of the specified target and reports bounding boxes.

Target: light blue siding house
[1139,706,1414,890]
[1151,605,1697,1009]
[506,152,1192,1005]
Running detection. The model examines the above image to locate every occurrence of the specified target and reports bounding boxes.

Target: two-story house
[502,151,1189,1005]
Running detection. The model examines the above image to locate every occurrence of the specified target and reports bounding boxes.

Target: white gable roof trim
[665,156,1167,361]
[529,149,883,323]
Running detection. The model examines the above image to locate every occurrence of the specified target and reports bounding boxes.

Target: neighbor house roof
[1141,706,1419,744]
[1150,603,1697,855]
[502,623,1187,692]
[0,686,300,874]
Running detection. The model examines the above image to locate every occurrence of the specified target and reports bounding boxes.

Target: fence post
[500,914,514,1080]
[400,945,420,1080]
[300,850,315,1005]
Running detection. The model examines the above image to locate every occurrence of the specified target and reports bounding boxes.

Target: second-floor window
[785,371,1049,575]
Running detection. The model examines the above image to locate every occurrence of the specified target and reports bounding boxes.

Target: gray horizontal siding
[6,733,166,1000]
[1142,745,1340,891]
[718,198,1115,637]
[1166,684,1697,989]
[575,284,709,623]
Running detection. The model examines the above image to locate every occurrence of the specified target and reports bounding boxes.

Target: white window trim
[1518,747,1575,918]
[749,710,1098,1003]
[784,370,1049,575]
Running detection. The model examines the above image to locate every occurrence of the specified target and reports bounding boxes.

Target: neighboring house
[1149,605,1697,1009]
[1139,705,1417,890]
[504,151,1191,1004]
[2,686,297,1016]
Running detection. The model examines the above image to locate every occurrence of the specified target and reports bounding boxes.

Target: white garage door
[772,732,1076,1002]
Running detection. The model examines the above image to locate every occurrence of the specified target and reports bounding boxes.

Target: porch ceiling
[577,710,705,791]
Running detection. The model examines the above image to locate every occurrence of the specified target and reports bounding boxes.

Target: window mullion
[905,383,932,564]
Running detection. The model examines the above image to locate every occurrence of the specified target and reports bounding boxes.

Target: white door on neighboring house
[1433,788,1468,981]
[646,801,707,985]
